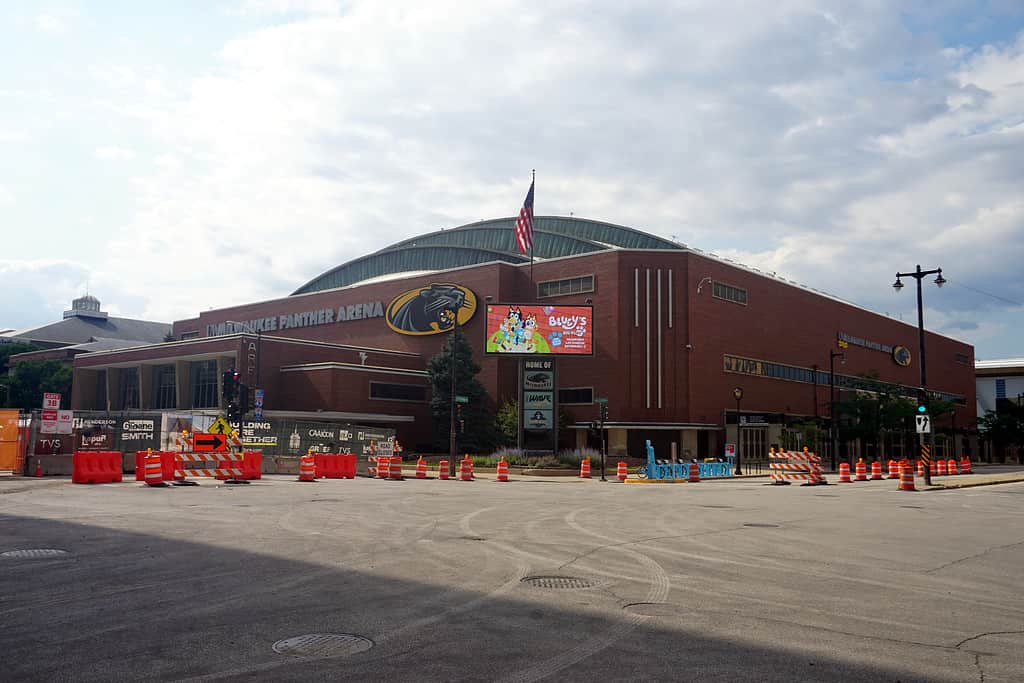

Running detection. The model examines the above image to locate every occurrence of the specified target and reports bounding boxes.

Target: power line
[947,279,1022,307]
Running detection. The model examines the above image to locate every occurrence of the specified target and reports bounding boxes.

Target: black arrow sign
[194,434,228,452]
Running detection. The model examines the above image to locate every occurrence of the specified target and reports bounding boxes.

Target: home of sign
[385,283,477,336]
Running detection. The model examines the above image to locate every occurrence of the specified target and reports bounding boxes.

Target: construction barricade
[388,455,403,480]
[415,456,427,479]
[314,453,355,479]
[298,454,316,482]
[642,440,734,480]
[71,451,123,484]
[438,459,450,480]
[175,452,245,482]
[617,462,628,481]
[496,458,509,482]
[768,450,825,485]
[959,458,972,474]
[579,458,591,478]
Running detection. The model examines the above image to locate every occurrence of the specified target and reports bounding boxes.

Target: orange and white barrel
[936,460,947,476]
[496,458,509,482]
[438,459,449,480]
[144,454,164,486]
[854,460,867,481]
[415,456,427,479]
[687,462,700,483]
[298,454,316,482]
[459,456,472,481]
[389,456,403,480]
[870,461,883,480]
[947,459,957,476]
[838,462,852,483]
[898,461,916,491]
[579,458,591,478]
[616,461,627,481]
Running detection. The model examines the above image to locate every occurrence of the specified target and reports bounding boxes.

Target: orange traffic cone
[838,462,852,483]
[579,458,591,478]
[616,461,627,481]
[35,461,43,477]
[415,456,427,479]
[898,461,916,491]
[496,457,509,482]
[687,462,700,483]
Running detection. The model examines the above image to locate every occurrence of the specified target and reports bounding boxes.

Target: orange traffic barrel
[144,454,165,487]
[616,462,627,482]
[438,459,449,480]
[496,458,509,482]
[898,461,916,491]
[298,454,316,482]
[687,462,700,483]
[838,462,852,483]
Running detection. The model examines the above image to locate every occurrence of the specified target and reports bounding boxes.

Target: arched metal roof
[292,216,682,295]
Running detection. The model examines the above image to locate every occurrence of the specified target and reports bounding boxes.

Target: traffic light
[227,402,240,422]
[222,371,239,402]
[916,388,929,414]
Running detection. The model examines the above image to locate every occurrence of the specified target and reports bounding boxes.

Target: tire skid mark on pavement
[495,509,670,683]
[183,506,531,682]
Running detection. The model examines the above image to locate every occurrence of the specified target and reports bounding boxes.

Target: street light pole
[829,349,845,472]
[732,387,744,476]
[893,264,945,486]
[448,312,459,479]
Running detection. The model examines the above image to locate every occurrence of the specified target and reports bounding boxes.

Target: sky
[1,0,1022,360]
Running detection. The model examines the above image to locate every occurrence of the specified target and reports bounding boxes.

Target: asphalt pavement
[1,469,1023,681]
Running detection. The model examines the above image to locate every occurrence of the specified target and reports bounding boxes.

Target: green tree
[0,342,41,408]
[494,400,519,446]
[6,360,72,410]
[426,331,496,453]
[978,405,1024,464]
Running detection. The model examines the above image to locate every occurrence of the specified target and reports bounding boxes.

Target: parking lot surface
[2,472,1023,681]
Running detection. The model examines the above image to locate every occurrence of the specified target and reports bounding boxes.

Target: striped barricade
[175,452,245,481]
[769,449,826,485]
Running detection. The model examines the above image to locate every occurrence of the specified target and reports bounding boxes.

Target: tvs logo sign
[385,283,477,336]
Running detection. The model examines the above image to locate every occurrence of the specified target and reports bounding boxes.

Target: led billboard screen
[484,304,593,355]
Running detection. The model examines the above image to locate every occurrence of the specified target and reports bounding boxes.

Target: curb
[923,475,1024,491]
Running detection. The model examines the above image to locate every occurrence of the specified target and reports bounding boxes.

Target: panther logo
[386,283,477,336]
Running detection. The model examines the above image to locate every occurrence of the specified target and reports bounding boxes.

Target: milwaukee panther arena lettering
[206,302,384,337]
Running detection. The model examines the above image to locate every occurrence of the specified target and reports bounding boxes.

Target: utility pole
[448,313,459,479]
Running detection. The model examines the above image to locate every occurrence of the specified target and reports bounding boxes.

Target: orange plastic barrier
[314,453,355,479]
[72,451,123,484]
[242,451,263,480]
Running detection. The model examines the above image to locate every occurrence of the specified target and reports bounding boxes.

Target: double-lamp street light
[893,264,945,486]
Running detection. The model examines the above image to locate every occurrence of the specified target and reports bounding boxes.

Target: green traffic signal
[917,404,927,414]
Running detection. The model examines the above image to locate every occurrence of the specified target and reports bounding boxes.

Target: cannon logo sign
[386,283,477,336]
[485,304,593,355]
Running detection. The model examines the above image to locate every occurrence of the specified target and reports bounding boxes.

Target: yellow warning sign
[208,416,233,435]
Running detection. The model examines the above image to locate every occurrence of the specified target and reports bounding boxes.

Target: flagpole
[530,168,535,292]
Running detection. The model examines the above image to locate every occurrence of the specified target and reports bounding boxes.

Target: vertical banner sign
[254,389,265,420]
[521,359,557,453]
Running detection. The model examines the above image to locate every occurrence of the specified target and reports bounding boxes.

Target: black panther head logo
[386,283,476,335]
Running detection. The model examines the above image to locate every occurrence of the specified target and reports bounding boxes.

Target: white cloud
[0,186,13,205]
[34,9,78,35]
[94,146,137,161]
[6,2,1023,358]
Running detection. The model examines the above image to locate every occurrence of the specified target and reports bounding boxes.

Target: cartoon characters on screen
[497,306,540,352]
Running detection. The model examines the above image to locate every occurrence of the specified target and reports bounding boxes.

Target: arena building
[70,216,976,461]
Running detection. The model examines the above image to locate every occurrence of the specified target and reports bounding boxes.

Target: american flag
[514,180,535,254]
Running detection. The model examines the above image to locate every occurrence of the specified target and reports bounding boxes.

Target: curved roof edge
[293,215,683,295]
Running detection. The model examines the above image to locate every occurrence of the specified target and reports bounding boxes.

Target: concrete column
[175,360,189,410]
[680,429,698,460]
[575,428,587,450]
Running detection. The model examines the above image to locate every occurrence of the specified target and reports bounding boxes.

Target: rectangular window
[712,281,747,305]
[190,360,218,409]
[558,387,593,404]
[180,331,199,340]
[955,353,969,365]
[153,365,177,409]
[369,382,427,402]
[538,275,595,299]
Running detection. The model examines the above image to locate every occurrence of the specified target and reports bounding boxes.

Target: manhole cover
[742,523,780,528]
[272,634,374,658]
[1,549,69,559]
[521,575,597,590]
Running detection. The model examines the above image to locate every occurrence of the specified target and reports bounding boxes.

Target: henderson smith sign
[206,302,385,337]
